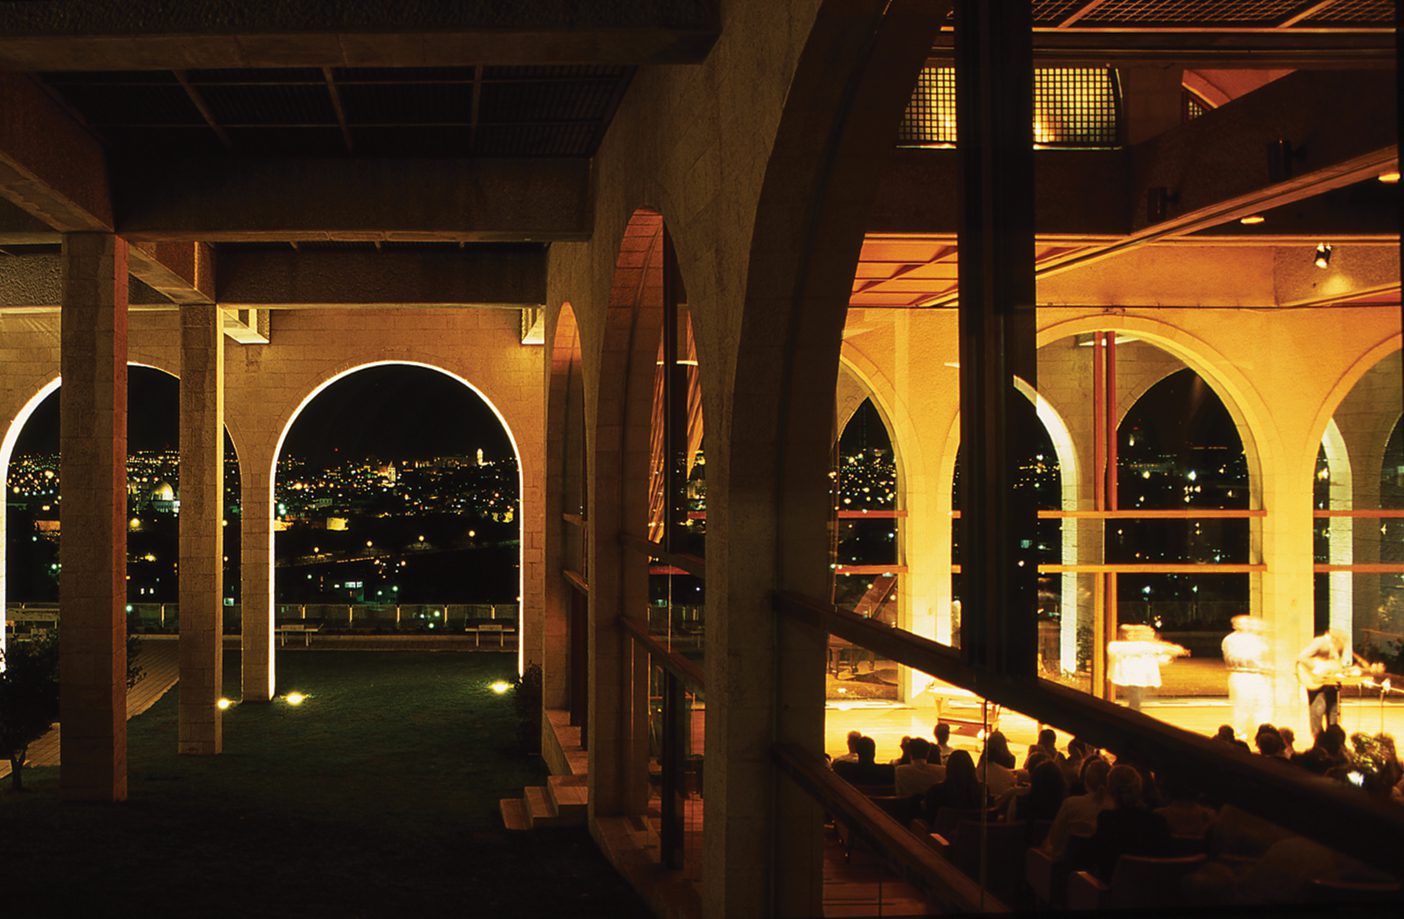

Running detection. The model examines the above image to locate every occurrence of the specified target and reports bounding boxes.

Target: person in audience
[895,737,945,798]
[977,730,1018,799]
[1024,727,1060,769]
[1061,738,1094,793]
[925,749,986,816]
[1025,750,1051,775]
[1213,724,1250,751]
[890,735,912,766]
[932,722,954,764]
[1154,773,1217,837]
[1043,756,1112,859]
[1278,726,1297,758]
[833,735,896,789]
[1014,759,1067,823]
[1091,765,1172,880]
[1292,723,1349,775]
[1255,729,1290,761]
[833,730,862,766]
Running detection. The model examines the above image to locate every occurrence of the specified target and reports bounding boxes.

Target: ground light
[489,680,512,695]
[284,691,307,706]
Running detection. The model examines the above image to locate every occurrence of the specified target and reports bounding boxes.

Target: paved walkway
[0,637,179,782]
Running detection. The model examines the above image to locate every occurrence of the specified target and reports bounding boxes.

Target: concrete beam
[0,253,171,311]
[870,148,1128,235]
[0,1,719,69]
[128,242,215,305]
[929,29,1395,67]
[0,197,58,245]
[0,75,111,233]
[215,245,546,308]
[113,158,592,242]
[1274,242,1400,307]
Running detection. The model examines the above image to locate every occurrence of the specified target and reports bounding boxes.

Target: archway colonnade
[0,302,544,769]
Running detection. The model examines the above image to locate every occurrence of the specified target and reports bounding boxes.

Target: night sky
[12,364,514,467]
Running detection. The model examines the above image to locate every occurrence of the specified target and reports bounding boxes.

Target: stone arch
[1319,418,1354,650]
[543,301,586,716]
[718,2,944,912]
[268,360,526,672]
[1307,336,1400,473]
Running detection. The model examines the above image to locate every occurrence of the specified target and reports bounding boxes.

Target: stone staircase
[500,709,589,831]
[500,773,588,830]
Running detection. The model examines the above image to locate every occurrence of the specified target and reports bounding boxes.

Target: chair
[1025,818,1054,849]
[931,820,1027,903]
[868,794,917,826]
[930,805,1000,841]
[1067,854,1206,911]
[1025,832,1094,909]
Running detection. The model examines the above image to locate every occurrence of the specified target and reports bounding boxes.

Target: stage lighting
[1314,243,1332,269]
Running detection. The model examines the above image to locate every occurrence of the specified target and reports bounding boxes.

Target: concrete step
[546,773,588,820]
[499,797,531,831]
[525,784,571,828]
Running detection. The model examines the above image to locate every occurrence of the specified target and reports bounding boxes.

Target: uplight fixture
[1239,214,1266,226]
[285,691,306,706]
[489,680,512,695]
[1314,243,1333,269]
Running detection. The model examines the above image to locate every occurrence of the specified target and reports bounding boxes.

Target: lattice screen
[898,66,1119,148]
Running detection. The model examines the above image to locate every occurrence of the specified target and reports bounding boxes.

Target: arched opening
[2,366,241,647]
[1311,349,1403,666]
[270,363,523,671]
[548,302,589,738]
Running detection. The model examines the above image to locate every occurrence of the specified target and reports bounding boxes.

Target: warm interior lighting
[1378,170,1401,184]
[285,691,306,706]
[216,697,232,710]
[1314,242,1333,269]
[1239,214,1266,225]
[489,680,512,695]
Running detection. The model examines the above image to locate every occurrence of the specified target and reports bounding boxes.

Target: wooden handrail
[562,512,586,527]
[618,615,705,688]
[772,742,1006,914]
[562,568,589,595]
[619,533,705,578]
[774,590,1404,875]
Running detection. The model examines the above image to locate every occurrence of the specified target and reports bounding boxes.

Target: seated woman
[1014,759,1068,823]
[925,749,988,819]
[1091,765,1172,880]
[977,730,1018,800]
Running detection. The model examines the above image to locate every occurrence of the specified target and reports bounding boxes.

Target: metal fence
[4,601,519,636]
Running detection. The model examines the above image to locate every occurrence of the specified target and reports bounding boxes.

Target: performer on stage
[1108,624,1189,712]
[1222,614,1271,740]
[1296,629,1349,738]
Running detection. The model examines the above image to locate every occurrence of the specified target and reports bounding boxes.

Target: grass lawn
[0,651,651,918]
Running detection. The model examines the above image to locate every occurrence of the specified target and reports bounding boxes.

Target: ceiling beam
[215,246,546,309]
[112,157,593,242]
[871,148,1128,236]
[127,241,215,305]
[0,252,175,311]
[929,30,1393,67]
[0,74,111,232]
[0,1,720,70]
[1274,242,1400,307]
[0,196,58,244]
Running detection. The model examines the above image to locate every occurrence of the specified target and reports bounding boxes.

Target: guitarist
[1296,629,1351,738]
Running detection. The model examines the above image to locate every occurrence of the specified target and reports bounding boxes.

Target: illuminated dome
[149,481,175,502]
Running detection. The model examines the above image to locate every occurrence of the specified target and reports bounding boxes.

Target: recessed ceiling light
[1378,170,1401,184]
[1239,214,1266,225]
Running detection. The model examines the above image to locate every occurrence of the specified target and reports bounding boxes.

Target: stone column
[179,305,223,753]
[241,451,274,701]
[58,233,128,802]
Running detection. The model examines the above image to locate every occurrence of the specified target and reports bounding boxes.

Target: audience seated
[1213,724,1251,751]
[1014,759,1067,823]
[833,730,862,766]
[1044,757,1112,859]
[932,723,954,765]
[1154,773,1217,837]
[1278,726,1297,758]
[890,735,913,766]
[1091,765,1172,880]
[1061,738,1095,794]
[1254,730,1290,761]
[925,749,988,816]
[1292,724,1349,775]
[895,737,945,798]
[833,735,896,789]
[977,730,1018,799]
[1024,728,1060,770]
